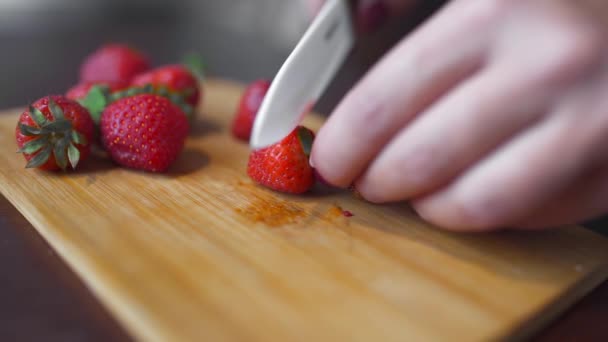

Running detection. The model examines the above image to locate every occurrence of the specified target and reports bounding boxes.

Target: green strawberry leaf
[79,85,110,125]
[156,85,170,97]
[19,123,42,136]
[25,145,52,168]
[48,97,65,120]
[182,53,206,80]
[142,84,154,94]
[67,143,80,169]
[297,127,314,157]
[29,106,47,126]
[54,138,68,171]
[71,131,87,146]
[44,119,72,132]
[17,137,47,154]
[104,84,195,122]
[181,87,196,97]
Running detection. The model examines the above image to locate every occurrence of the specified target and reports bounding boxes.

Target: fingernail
[309,156,315,168]
[357,1,389,33]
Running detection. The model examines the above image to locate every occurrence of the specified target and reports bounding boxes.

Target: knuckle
[398,143,441,189]
[343,90,386,140]
[340,85,406,152]
[535,19,604,84]
[453,193,508,230]
[412,192,508,231]
[364,143,442,202]
[480,0,523,20]
[458,0,515,29]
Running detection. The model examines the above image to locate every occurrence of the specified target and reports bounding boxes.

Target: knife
[249,0,355,150]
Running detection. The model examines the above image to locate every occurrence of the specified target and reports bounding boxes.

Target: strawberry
[232,79,271,141]
[15,96,94,171]
[66,80,128,101]
[247,126,315,194]
[80,44,150,84]
[100,94,189,172]
[131,65,201,107]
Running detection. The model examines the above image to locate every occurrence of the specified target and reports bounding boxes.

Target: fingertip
[354,172,405,204]
[412,196,502,233]
[353,178,387,204]
[310,131,352,188]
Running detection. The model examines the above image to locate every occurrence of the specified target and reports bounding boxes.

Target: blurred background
[0,0,309,108]
[0,0,447,113]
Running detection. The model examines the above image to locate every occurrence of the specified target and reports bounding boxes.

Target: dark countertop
[0,1,606,340]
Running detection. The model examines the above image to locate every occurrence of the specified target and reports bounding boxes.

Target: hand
[311,0,608,231]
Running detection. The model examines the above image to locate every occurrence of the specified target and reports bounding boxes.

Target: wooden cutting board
[1,79,608,341]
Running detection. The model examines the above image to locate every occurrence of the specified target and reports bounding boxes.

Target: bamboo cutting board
[1,79,608,341]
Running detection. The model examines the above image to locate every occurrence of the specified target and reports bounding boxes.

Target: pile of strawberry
[16,43,318,194]
[16,43,202,172]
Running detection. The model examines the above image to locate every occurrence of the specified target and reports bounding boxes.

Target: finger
[355,64,551,203]
[515,165,608,229]
[311,0,496,187]
[412,111,600,232]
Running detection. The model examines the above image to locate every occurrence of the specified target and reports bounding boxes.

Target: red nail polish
[357,1,389,33]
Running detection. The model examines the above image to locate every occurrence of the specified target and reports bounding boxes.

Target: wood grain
[1,79,607,342]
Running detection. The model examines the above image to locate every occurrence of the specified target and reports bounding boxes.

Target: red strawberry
[232,79,271,141]
[66,80,128,101]
[100,94,189,172]
[247,126,315,194]
[80,44,150,84]
[15,96,94,171]
[131,65,201,107]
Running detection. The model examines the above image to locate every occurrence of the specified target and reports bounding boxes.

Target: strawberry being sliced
[15,96,94,171]
[100,93,189,172]
[131,64,201,107]
[247,126,315,194]
[232,79,271,141]
[80,43,150,84]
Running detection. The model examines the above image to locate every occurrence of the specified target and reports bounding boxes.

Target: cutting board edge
[0,190,156,341]
[507,264,608,342]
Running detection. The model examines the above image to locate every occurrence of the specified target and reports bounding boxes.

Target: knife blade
[249,0,355,150]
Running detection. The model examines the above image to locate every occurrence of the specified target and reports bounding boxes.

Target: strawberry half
[15,96,94,171]
[232,79,271,141]
[247,126,315,194]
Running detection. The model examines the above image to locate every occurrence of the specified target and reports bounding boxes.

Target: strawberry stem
[82,84,194,123]
[182,52,207,80]
[19,98,87,170]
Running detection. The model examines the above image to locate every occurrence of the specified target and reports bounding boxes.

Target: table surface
[1,1,607,340]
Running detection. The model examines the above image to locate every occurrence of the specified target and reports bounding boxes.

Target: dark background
[0,0,606,340]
